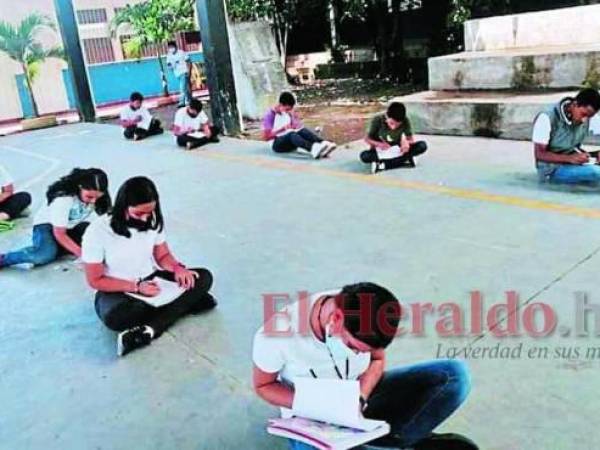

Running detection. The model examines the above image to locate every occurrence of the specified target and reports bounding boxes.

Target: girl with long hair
[0,168,110,268]
[82,176,216,356]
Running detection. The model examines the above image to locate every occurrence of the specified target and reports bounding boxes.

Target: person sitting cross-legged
[0,163,31,227]
[119,92,164,141]
[253,282,478,450]
[361,102,428,174]
[533,88,600,185]
[262,91,337,160]
[173,99,220,150]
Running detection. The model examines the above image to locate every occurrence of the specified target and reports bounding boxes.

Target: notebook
[267,417,390,450]
[127,278,185,307]
[267,378,390,450]
[188,131,206,139]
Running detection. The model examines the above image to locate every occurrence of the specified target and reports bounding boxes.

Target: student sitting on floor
[173,99,220,150]
[82,176,216,357]
[361,102,428,174]
[262,91,337,159]
[0,163,31,227]
[533,88,600,185]
[0,168,110,269]
[119,92,164,141]
[253,282,477,450]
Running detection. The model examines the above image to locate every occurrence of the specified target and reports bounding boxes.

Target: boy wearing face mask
[252,283,477,450]
[166,41,192,107]
[119,92,164,141]
[173,99,220,150]
[533,88,600,185]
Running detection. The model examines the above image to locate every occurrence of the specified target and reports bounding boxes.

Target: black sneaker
[414,433,479,450]
[191,293,218,314]
[117,325,154,357]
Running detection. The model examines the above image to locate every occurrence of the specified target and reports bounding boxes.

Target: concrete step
[428,45,600,91]
[397,90,600,142]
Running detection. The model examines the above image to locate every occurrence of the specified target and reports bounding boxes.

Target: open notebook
[267,378,390,450]
[127,278,185,307]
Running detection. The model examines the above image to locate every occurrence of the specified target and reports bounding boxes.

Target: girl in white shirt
[82,176,216,357]
[0,168,110,269]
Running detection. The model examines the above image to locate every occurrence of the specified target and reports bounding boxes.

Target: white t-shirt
[253,289,372,418]
[166,50,190,78]
[273,112,293,137]
[120,105,153,131]
[82,215,166,280]
[34,196,96,229]
[174,108,209,133]
[0,164,13,189]
[253,289,372,385]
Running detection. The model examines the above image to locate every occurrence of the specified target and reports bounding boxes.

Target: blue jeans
[537,161,600,185]
[272,128,322,153]
[1,222,88,267]
[178,73,192,106]
[288,359,471,449]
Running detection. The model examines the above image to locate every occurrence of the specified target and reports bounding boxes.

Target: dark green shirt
[367,113,413,145]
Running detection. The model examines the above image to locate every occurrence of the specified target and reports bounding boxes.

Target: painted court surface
[1,123,599,450]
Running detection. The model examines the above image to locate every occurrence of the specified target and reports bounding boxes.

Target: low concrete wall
[429,48,600,91]
[228,21,289,120]
[397,91,600,143]
[465,4,600,52]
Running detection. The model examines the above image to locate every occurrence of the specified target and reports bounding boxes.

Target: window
[83,38,115,64]
[76,8,108,25]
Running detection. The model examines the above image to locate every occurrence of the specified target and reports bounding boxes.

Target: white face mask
[325,324,357,363]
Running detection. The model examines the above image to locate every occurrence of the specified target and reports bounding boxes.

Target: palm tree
[0,13,64,118]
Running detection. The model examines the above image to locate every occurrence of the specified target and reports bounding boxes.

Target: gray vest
[540,99,590,154]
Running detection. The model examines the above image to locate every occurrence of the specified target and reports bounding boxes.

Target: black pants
[94,268,215,337]
[0,192,32,219]
[124,119,163,140]
[176,126,221,149]
[360,141,428,170]
[272,128,322,153]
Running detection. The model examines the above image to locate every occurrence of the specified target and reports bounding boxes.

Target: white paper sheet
[376,145,403,160]
[138,115,152,131]
[291,378,385,432]
[127,278,185,307]
[188,131,206,139]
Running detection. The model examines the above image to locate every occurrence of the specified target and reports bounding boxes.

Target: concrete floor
[1,123,599,450]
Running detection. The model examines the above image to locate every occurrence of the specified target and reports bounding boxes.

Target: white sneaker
[320,141,338,158]
[310,142,326,159]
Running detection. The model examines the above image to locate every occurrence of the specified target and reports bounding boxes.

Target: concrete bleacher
[398,5,600,141]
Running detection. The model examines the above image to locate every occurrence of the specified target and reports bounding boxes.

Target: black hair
[110,176,164,238]
[575,88,600,111]
[130,91,144,102]
[386,102,406,122]
[335,282,401,349]
[167,40,177,48]
[279,91,296,107]
[188,98,203,112]
[46,168,111,215]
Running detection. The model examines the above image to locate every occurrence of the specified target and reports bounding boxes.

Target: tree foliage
[112,0,196,95]
[0,13,64,117]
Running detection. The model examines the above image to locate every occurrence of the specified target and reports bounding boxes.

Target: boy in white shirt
[166,41,192,107]
[0,163,31,225]
[173,99,220,150]
[253,282,477,450]
[119,92,164,141]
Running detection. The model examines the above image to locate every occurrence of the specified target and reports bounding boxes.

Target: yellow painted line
[202,152,600,219]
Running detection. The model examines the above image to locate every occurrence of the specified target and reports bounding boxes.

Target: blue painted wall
[17,52,204,117]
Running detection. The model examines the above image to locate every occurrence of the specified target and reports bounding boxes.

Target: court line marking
[1,144,62,190]
[201,152,600,220]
